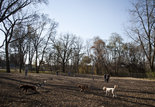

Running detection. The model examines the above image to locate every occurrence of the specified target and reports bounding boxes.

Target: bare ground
[0,72,155,107]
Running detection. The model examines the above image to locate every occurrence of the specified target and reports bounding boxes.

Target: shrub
[146,72,155,79]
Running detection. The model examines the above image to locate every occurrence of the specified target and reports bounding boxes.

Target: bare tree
[53,34,76,73]
[108,33,124,75]
[71,37,84,74]
[0,0,48,73]
[128,0,155,72]
[0,12,31,73]
[31,14,57,73]
[45,36,60,72]
[0,0,47,23]
[37,22,57,73]
[26,25,36,71]
[10,23,30,73]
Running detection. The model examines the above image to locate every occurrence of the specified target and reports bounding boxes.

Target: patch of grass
[0,69,23,73]
[0,69,6,72]
[39,71,52,74]
[146,72,155,79]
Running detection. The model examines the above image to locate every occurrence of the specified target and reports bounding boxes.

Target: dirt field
[0,72,155,107]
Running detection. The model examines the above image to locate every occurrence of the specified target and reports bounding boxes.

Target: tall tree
[91,37,107,74]
[31,14,57,73]
[0,12,31,73]
[26,25,36,71]
[71,37,84,73]
[10,23,30,73]
[79,56,91,74]
[53,34,76,73]
[128,0,155,72]
[0,0,47,23]
[37,21,57,73]
[108,33,123,75]
[0,0,48,73]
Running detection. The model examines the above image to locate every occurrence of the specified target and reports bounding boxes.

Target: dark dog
[20,85,37,93]
[77,84,89,92]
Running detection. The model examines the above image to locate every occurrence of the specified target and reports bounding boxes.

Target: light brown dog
[77,84,89,92]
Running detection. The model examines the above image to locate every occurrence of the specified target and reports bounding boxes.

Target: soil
[0,72,155,107]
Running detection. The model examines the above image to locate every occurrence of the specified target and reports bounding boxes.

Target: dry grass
[0,72,155,107]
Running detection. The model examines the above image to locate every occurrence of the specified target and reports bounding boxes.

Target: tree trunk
[35,50,39,73]
[19,46,22,73]
[62,62,65,73]
[5,42,10,73]
[19,61,22,73]
[150,64,154,72]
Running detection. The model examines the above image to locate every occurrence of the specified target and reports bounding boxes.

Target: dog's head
[103,86,106,91]
[19,85,23,89]
[43,80,47,83]
[114,85,118,88]
[77,84,81,88]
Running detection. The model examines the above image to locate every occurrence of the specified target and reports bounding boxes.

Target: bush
[146,72,155,79]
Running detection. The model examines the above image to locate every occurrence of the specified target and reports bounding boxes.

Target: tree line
[0,0,154,77]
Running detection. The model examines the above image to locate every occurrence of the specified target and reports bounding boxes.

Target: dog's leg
[25,89,28,93]
[113,93,115,97]
[114,93,117,97]
[105,90,108,96]
[80,88,83,92]
[112,91,116,97]
[23,89,27,94]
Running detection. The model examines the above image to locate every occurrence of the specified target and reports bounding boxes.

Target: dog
[103,85,118,97]
[77,84,89,92]
[19,85,38,93]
